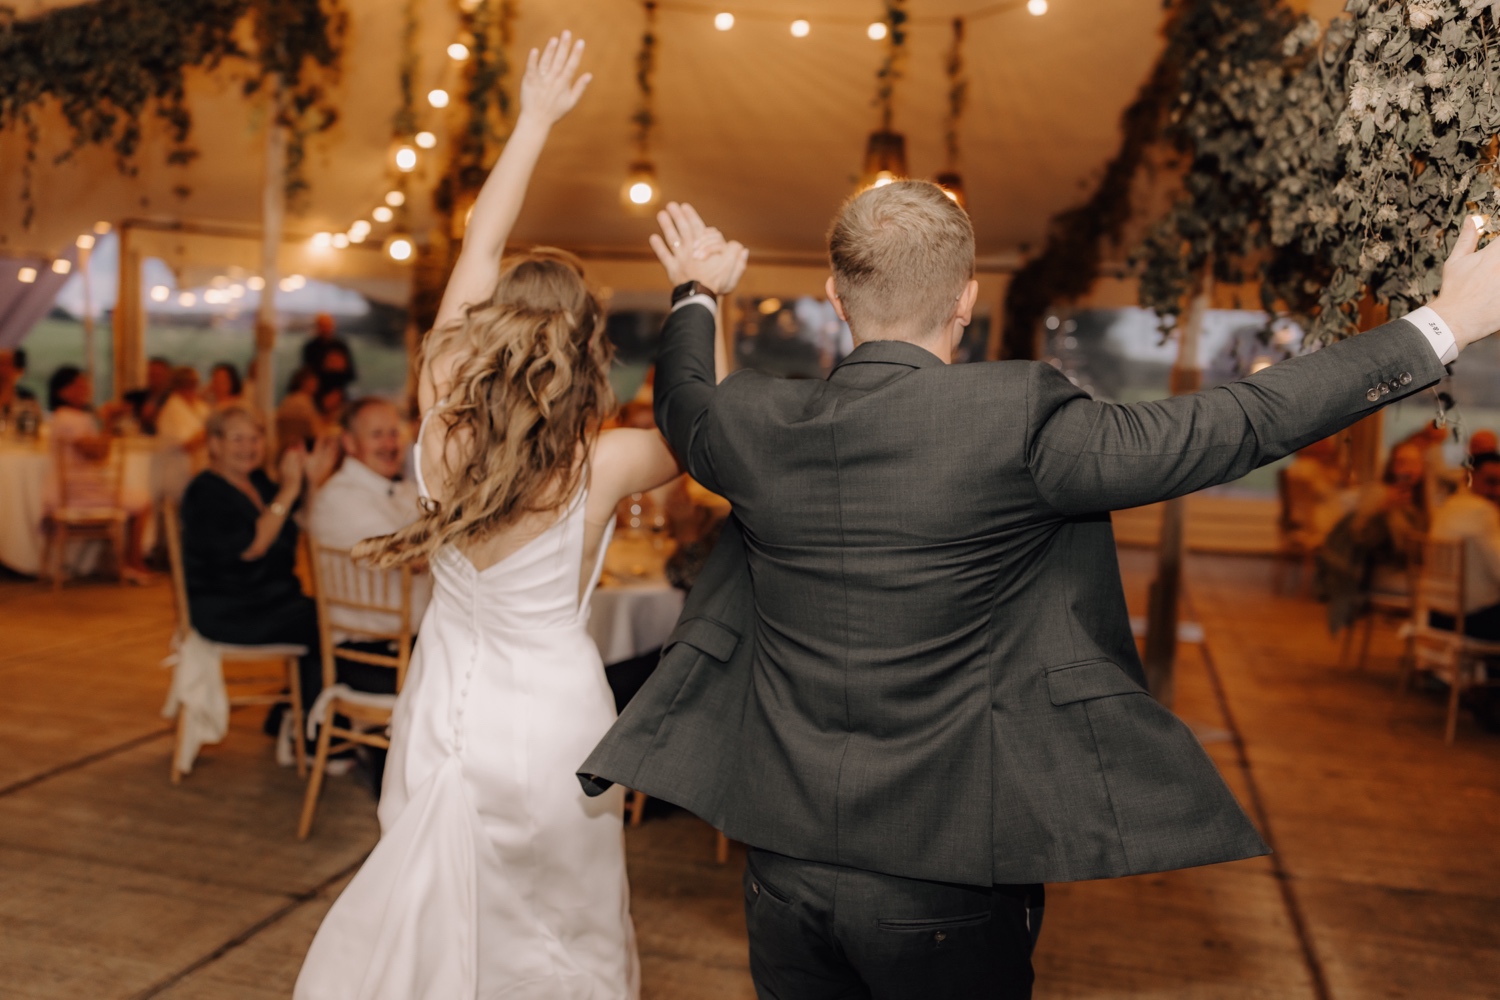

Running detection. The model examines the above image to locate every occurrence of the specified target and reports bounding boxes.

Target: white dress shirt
[310,457,432,639]
[1432,490,1500,613]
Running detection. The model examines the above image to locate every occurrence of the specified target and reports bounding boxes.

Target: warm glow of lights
[332,233,350,249]
[1027,0,1048,14]
[51,259,71,274]
[150,285,170,302]
[278,274,306,293]
[758,297,783,315]
[872,172,897,187]
[867,21,887,40]
[93,221,111,235]
[1249,356,1274,374]
[415,130,437,149]
[628,181,655,205]
[387,237,414,262]
[395,146,418,171]
[714,11,734,29]
[447,42,470,60]
[76,234,96,250]
[790,19,810,37]
[385,190,406,207]
[17,267,37,284]
[372,206,394,223]
[178,292,197,307]
[349,220,372,241]
[228,283,245,298]
[942,187,959,202]
[312,231,333,249]
[203,289,225,305]
[247,276,266,291]
[427,88,450,108]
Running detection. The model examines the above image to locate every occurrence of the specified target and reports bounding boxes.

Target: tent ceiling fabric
[1,0,1170,274]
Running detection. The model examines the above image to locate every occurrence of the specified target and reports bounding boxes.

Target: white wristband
[1406,305,1458,365]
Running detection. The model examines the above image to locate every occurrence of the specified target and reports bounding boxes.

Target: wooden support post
[1142,283,1209,706]
[111,225,146,402]
[255,103,287,430]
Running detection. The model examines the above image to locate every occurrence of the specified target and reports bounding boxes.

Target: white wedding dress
[295,430,639,999]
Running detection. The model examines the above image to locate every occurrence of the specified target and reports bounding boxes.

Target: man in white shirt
[309,398,432,688]
[1430,451,1500,731]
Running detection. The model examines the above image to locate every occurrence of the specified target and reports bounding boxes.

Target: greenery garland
[0,0,344,227]
[630,1,658,161]
[874,0,910,131]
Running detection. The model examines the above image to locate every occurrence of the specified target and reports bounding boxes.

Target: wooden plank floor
[0,552,1495,999]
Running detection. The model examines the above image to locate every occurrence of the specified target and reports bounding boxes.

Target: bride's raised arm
[419,31,592,413]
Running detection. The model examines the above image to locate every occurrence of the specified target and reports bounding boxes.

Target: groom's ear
[826,276,849,324]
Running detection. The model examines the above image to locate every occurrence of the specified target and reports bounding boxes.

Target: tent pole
[1142,277,1210,706]
[79,241,95,392]
[255,91,287,439]
[111,224,145,403]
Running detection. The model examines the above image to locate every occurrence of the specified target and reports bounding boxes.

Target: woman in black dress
[179,405,337,738]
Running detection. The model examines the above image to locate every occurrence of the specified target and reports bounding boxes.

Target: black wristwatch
[671,280,719,307]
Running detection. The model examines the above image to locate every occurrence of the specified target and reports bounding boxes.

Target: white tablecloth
[588,582,685,665]
[0,436,173,576]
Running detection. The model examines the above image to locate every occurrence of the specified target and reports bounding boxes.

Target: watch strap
[671,280,718,306]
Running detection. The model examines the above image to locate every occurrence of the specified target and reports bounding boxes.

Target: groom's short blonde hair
[827,180,975,339]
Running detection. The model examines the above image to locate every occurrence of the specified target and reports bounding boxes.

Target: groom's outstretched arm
[653,300,723,492]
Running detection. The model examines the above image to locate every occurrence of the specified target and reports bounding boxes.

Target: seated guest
[207,362,247,410]
[179,406,338,757]
[1283,435,1350,546]
[315,382,348,429]
[275,366,324,449]
[157,367,213,499]
[47,366,153,582]
[1430,452,1500,731]
[1322,441,1429,633]
[302,312,357,390]
[123,357,173,434]
[1469,429,1498,459]
[0,347,37,415]
[309,397,432,664]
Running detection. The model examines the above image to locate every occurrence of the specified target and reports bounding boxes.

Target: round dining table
[588,530,686,665]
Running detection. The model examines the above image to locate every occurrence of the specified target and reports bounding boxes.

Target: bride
[294,33,745,999]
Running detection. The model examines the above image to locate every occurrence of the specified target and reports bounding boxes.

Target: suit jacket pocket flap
[664,616,740,663]
[1046,658,1146,705]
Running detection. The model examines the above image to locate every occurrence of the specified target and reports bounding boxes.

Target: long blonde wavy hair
[358,248,614,567]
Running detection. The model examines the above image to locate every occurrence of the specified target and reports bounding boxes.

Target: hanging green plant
[0,0,344,227]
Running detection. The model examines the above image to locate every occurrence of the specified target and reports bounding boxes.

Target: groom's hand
[1431,215,1500,352]
[649,202,749,295]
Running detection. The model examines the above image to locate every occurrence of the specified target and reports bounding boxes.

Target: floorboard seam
[127,854,370,1000]
[1185,588,1333,1000]
[0,727,173,799]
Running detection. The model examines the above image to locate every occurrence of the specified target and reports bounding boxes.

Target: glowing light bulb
[415,131,437,149]
[247,276,266,291]
[942,188,960,202]
[150,285,170,302]
[427,89,450,108]
[332,233,350,249]
[387,237,414,262]
[385,191,406,208]
[51,259,71,274]
[1027,0,1048,14]
[349,220,372,241]
[714,11,734,30]
[93,221,111,234]
[628,181,655,205]
[867,21,887,40]
[790,19,810,37]
[178,292,197,307]
[873,172,896,187]
[395,146,417,171]
[17,267,37,284]
[228,283,245,298]
[76,233,96,250]
[312,231,333,249]
[448,42,470,60]
[373,206,394,223]
[758,297,783,315]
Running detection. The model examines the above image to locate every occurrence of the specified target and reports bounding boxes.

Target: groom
[582,184,1500,998]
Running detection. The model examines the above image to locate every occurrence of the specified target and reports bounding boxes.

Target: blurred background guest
[276,367,324,450]
[157,366,212,499]
[1322,441,1429,633]
[207,362,247,410]
[0,347,37,415]
[302,313,356,391]
[315,382,348,432]
[1429,451,1500,731]
[1282,435,1351,548]
[179,406,337,760]
[46,366,153,582]
[1468,429,1498,459]
[123,357,173,434]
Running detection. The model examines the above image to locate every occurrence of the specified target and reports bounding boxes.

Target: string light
[385,190,406,207]
[386,236,414,262]
[178,292,196,306]
[714,11,733,29]
[76,234,96,250]
[349,220,372,242]
[51,259,71,274]
[228,283,245,298]
[415,131,437,149]
[790,19,810,37]
[312,231,333,249]
[373,206,395,223]
[1027,0,1048,14]
[17,267,37,284]
[867,21,887,40]
[92,221,111,235]
[395,146,418,171]
[279,274,306,292]
[247,276,266,291]
[427,88,450,108]
[150,285,170,302]
[331,233,350,249]
[447,42,470,60]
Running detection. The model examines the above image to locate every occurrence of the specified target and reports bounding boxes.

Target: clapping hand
[278,444,307,495]
[1432,215,1500,351]
[649,203,749,295]
[519,32,592,126]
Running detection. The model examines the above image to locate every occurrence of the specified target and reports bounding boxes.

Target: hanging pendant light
[861,130,908,189]
[622,161,662,211]
[935,18,968,207]
[622,3,663,213]
[859,3,910,191]
[934,171,965,206]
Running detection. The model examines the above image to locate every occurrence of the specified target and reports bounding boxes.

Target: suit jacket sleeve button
[1366,388,1380,402]
[1400,372,1413,385]
[1378,382,1390,395]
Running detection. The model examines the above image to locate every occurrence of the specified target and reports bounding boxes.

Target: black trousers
[743,848,1043,1000]
[1429,602,1500,641]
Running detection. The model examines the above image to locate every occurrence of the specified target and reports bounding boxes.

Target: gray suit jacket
[581,305,1445,886]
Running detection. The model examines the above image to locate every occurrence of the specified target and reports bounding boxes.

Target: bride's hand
[519,32,592,126]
